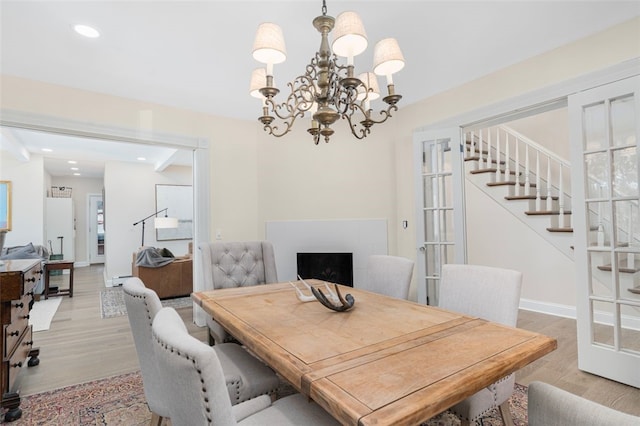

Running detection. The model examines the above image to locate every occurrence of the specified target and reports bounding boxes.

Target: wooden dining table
[192,280,556,426]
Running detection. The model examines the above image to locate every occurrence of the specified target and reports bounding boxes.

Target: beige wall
[1,17,638,310]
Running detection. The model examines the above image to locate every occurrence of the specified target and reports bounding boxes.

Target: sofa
[131,247,192,299]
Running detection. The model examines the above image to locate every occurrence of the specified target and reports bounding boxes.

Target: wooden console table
[43,260,74,299]
[0,259,42,422]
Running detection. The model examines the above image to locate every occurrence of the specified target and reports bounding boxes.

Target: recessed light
[73,173,81,176]
[68,160,77,164]
[137,157,146,161]
[70,167,79,171]
[74,24,100,38]
[42,148,53,152]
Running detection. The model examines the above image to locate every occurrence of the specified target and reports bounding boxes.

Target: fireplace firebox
[296,252,353,287]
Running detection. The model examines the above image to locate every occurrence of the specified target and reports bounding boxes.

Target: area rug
[28,297,62,332]
[1,371,528,425]
[99,287,193,319]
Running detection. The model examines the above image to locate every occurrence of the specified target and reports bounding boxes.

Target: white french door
[570,75,640,387]
[413,127,467,305]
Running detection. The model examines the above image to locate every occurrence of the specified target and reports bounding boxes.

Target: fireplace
[296,252,353,287]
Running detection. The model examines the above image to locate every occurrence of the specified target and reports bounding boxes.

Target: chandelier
[250,0,405,145]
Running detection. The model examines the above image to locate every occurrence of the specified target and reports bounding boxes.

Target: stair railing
[499,125,572,229]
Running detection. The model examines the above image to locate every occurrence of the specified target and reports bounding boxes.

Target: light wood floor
[15,265,640,418]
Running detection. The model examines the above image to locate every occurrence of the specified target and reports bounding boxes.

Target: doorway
[88,194,105,264]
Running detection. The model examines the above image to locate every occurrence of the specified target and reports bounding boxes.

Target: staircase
[463,125,640,295]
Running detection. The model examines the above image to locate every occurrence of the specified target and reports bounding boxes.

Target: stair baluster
[486,128,492,172]
[505,132,511,184]
[524,144,531,197]
[535,151,542,211]
[495,130,501,181]
[546,155,553,211]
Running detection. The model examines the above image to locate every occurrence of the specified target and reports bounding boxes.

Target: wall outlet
[215,229,222,240]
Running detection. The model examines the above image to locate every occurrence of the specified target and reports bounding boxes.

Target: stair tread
[505,195,559,201]
[597,263,640,273]
[547,227,574,233]
[487,181,516,187]
[525,210,572,215]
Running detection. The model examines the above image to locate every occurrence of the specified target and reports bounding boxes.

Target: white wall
[0,17,637,311]
[0,153,46,248]
[104,162,192,280]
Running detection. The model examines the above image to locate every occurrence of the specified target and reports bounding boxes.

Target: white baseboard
[105,275,132,288]
[520,298,577,319]
[519,298,640,331]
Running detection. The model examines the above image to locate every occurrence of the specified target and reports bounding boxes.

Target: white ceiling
[1,1,638,177]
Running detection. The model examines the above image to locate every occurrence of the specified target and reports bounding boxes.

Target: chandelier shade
[373,38,405,79]
[331,11,368,62]
[249,68,267,99]
[252,23,287,66]
[357,72,380,101]
[251,0,405,144]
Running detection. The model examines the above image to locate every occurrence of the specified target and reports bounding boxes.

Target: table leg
[43,267,50,300]
[69,267,73,298]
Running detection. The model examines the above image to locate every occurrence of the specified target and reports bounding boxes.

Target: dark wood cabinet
[0,259,42,422]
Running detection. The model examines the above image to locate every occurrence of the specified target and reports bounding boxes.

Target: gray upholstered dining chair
[438,264,523,426]
[199,241,278,345]
[152,306,340,426]
[123,277,279,425]
[528,381,639,426]
[357,255,414,300]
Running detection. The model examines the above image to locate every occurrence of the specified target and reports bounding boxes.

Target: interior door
[569,75,640,387]
[413,127,467,305]
[89,194,105,264]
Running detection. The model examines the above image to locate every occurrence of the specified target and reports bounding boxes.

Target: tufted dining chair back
[124,277,279,417]
[123,277,169,424]
[152,307,340,426]
[199,241,278,344]
[438,263,523,426]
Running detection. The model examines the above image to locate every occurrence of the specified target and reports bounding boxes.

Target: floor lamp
[133,208,178,247]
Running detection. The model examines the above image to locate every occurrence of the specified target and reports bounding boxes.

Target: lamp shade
[249,67,267,98]
[331,11,367,59]
[252,23,287,65]
[356,72,380,101]
[373,38,405,77]
[154,216,178,229]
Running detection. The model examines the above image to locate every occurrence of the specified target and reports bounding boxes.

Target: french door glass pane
[583,102,607,150]
[589,251,612,298]
[620,304,640,354]
[611,95,636,147]
[586,201,611,247]
[612,147,638,197]
[592,300,615,348]
[584,152,610,199]
[614,200,638,248]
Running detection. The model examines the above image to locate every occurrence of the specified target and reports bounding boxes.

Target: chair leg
[149,412,163,426]
[498,401,514,425]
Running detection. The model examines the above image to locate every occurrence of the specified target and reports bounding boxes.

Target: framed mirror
[0,181,11,231]
[155,184,193,241]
